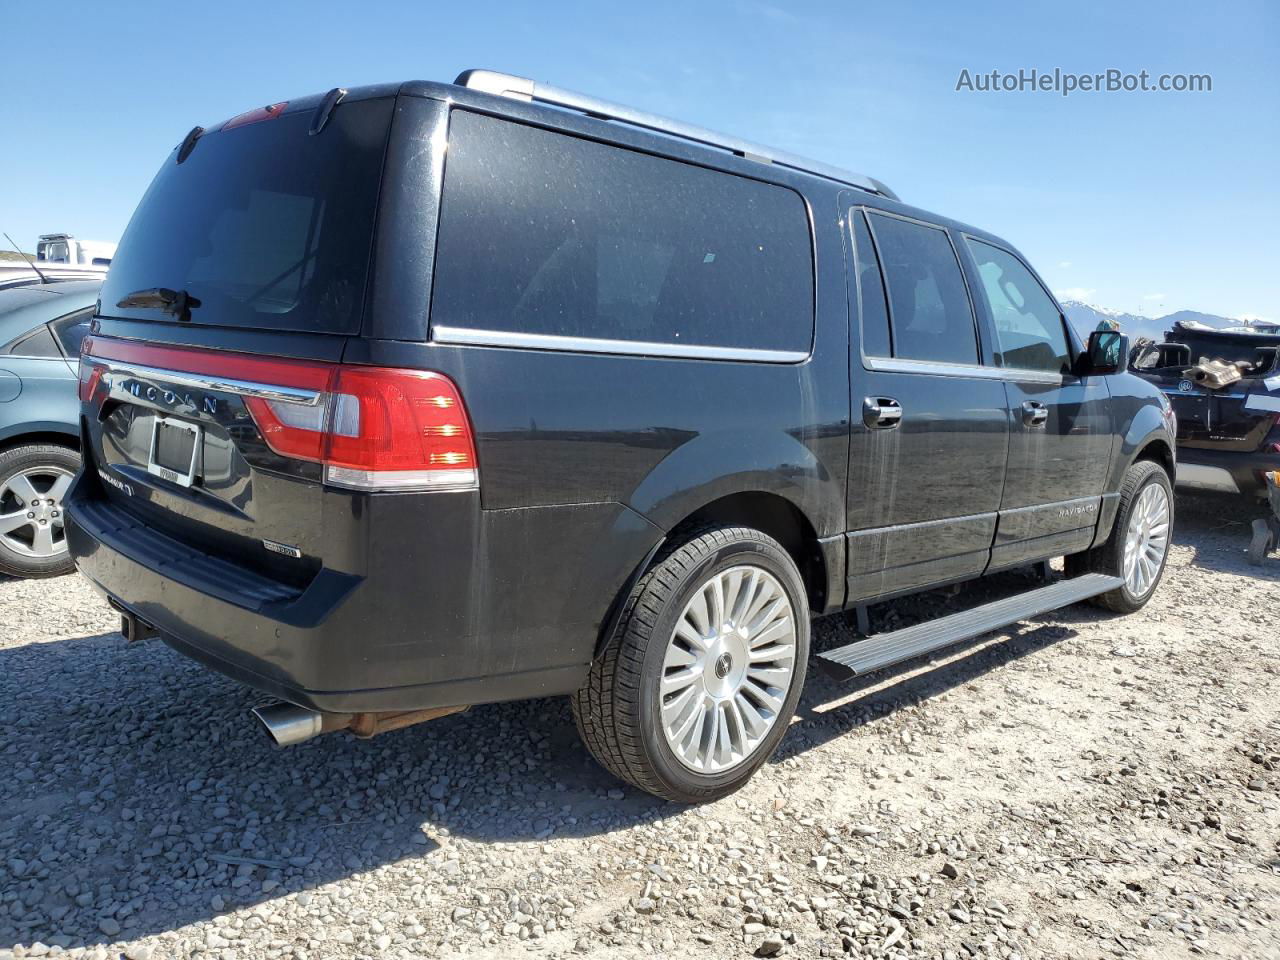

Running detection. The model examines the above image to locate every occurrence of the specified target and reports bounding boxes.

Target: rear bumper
[1175,446,1280,497]
[65,474,646,713]
[67,488,627,716]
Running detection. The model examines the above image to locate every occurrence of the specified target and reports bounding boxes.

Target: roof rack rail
[454,69,898,201]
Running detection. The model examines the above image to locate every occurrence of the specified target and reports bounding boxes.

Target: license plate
[147,417,201,487]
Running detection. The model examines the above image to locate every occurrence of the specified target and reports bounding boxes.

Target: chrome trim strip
[102,361,322,406]
[431,325,810,364]
[997,495,1101,517]
[862,355,1067,384]
[1175,463,1240,494]
[863,356,1004,380]
[846,510,998,538]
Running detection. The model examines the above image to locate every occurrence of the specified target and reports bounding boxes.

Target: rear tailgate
[76,91,397,588]
[79,330,356,592]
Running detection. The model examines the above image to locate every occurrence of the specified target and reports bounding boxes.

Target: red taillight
[222,101,289,131]
[245,367,478,491]
[324,367,478,490]
[78,336,105,403]
[80,337,478,493]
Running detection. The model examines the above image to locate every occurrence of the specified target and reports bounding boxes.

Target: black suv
[67,71,1176,802]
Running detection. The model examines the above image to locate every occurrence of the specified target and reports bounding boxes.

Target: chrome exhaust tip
[252,702,326,747]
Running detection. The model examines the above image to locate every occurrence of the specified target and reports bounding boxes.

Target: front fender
[626,427,841,536]
[1114,397,1175,485]
[1091,376,1175,548]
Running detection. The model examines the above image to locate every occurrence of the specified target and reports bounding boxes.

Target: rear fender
[626,427,839,538]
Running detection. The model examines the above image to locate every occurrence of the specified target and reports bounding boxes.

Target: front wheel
[573,526,810,803]
[1066,459,1173,613]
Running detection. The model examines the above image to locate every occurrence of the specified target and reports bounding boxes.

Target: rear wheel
[0,443,79,579]
[1066,460,1173,613]
[573,526,809,803]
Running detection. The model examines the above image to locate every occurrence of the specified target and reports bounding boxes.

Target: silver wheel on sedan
[0,466,73,559]
[660,565,797,773]
[1122,481,1170,596]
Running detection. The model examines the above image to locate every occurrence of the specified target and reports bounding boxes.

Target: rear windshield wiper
[116,287,202,322]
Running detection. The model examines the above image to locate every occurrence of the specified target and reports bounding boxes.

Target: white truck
[35,233,116,270]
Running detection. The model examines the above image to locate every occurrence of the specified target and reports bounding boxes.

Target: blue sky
[4,0,1276,320]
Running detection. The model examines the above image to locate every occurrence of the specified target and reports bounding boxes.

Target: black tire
[0,443,80,579]
[572,526,810,803]
[1065,459,1173,613]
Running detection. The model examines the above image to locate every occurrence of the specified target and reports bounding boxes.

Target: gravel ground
[1,493,1278,960]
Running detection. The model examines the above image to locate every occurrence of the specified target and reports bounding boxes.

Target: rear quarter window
[3,323,61,358]
[430,111,814,355]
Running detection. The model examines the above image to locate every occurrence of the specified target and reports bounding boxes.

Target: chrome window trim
[431,325,810,364]
[862,355,1067,384]
[101,361,322,406]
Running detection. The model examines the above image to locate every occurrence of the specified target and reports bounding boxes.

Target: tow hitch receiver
[115,606,158,644]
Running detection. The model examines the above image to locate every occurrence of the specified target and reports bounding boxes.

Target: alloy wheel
[0,466,73,558]
[659,565,797,773]
[1122,481,1170,596]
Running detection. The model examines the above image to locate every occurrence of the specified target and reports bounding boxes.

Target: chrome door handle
[1022,400,1049,426]
[863,396,902,429]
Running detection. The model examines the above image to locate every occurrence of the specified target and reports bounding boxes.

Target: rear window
[430,111,814,355]
[100,98,393,334]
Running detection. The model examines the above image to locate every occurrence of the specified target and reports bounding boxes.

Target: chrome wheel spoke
[31,523,56,557]
[660,564,797,774]
[745,663,792,686]
[0,512,30,535]
[686,590,711,635]
[661,665,699,695]
[673,618,709,652]
[48,473,72,501]
[4,473,39,504]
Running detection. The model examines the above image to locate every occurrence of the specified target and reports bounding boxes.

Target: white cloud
[1142,293,1166,301]
[1054,287,1096,302]
[1057,261,1072,269]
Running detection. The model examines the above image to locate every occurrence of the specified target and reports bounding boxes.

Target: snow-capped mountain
[1060,301,1237,343]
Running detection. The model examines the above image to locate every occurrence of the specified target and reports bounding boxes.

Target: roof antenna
[3,232,48,284]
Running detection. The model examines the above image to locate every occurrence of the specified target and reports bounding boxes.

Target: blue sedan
[0,279,99,578]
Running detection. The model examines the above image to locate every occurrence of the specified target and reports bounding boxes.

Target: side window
[868,214,978,366]
[966,239,1071,375]
[431,111,814,354]
[851,211,890,357]
[4,324,61,358]
[51,307,95,358]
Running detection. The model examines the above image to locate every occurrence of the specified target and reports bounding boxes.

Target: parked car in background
[36,233,116,270]
[1130,319,1280,498]
[0,279,99,577]
[0,265,106,289]
[68,72,1174,802]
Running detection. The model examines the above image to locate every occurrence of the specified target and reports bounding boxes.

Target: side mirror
[1083,330,1130,374]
